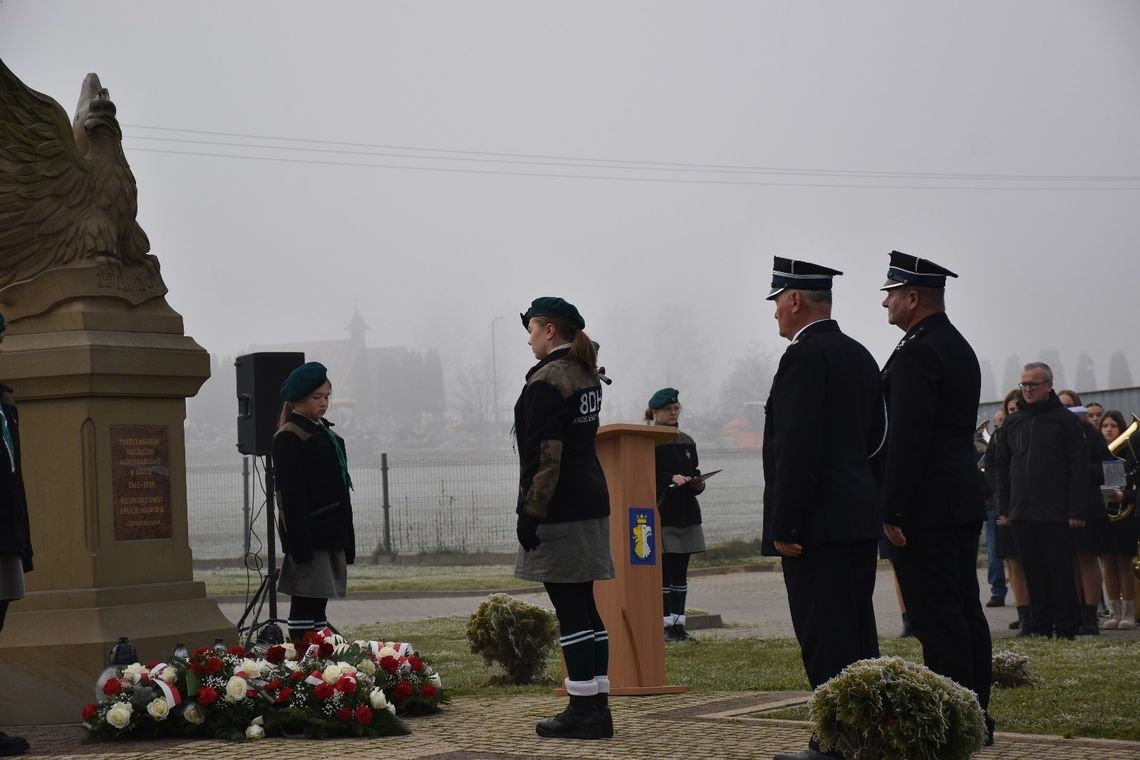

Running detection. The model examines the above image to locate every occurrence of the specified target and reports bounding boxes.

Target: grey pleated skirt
[278,548,348,598]
[515,516,616,583]
[662,524,707,554]
[0,554,25,601]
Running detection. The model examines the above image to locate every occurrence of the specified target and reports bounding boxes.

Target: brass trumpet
[1106,414,1140,523]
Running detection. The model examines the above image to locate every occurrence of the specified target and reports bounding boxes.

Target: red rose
[289,670,305,683]
[266,678,282,691]
[379,656,399,674]
[301,631,321,647]
[246,689,257,699]
[276,687,293,704]
[314,682,334,701]
[420,684,438,701]
[227,646,246,657]
[198,686,219,706]
[335,676,356,693]
[354,705,372,724]
[407,656,424,673]
[266,645,286,664]
[393,681,414,700]
[82,704,97,721]
[204,658,224,675]
[318,642,334,658]
[102,678,122,696]
[337,707,352,721]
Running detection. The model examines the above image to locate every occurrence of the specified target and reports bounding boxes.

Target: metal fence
[188,448,765,562]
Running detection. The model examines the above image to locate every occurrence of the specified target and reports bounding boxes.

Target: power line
[127,145,1140,191]
[123,123,1140,184]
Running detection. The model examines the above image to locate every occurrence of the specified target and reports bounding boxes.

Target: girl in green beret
[514,297,614,740]
[0,314,33,756]
[273,362,356,641]
[645,389,706,642]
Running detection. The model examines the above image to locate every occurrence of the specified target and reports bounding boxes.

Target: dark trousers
[1011,520,1080,638]
[782,540,879,688]
[892,523,993,711]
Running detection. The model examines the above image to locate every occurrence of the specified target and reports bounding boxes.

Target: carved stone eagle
[0,57,160,291]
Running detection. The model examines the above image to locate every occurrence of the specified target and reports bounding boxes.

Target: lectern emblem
[629,508,656,565]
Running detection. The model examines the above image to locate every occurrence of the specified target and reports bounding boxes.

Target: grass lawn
[346,615,1140,741]
[198,564,541,597]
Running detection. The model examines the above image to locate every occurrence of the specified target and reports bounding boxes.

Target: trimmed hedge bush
[810,656,986,760]
[466,593,558,684]
[992,649,1033,688]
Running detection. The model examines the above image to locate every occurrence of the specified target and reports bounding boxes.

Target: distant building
[248,309,445,449]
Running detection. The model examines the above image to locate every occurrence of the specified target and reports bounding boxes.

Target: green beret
[280,362,329,402]
[648,387,680,410]
[520,296,585,330]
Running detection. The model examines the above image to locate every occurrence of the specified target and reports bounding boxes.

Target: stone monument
[0,57,232,723]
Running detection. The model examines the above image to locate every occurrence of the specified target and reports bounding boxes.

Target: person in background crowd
[978,408,1008,608]
[876,252,993,746]
[513,297,614,740]
[995,362,1087,641]
[1057,389,1110,636]
[274,362,356,641]
[645,388,707,643]
[996,389,1033,634]
[0,314,32,757]
[762,258,884,760]
[1087,402,1105,430]
[1099,410,1137,630]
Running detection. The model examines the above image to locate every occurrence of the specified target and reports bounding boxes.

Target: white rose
[239,658,263,677]
[245,723,265,740]
[146,698,170,721]
[356,659,376,676]
[283,643,298,660]
[182,702,206,725]
[159,667,179,684]
[322,664,344,685]
[430,672,442,688]
[123,663,147,683]
[368,688,389,710]
[106,702,133,729]
[224,675,249,702]
[251,715,264,726]
[337,661,357,676]
[377,646,397,659]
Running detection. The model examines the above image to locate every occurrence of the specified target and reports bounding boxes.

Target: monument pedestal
[0,312,233,724]
[594,424,686,696]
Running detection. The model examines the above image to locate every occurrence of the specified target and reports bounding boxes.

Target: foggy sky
[2,0,1138,421]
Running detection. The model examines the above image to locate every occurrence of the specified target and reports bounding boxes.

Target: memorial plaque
[111,425,172,540]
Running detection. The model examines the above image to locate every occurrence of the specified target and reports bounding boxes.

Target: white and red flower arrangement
[82,629,445,741]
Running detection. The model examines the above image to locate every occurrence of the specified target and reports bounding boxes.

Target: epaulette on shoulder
[276,421,313,441]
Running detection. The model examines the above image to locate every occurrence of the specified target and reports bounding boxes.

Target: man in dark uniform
[876,251,994,745]
[761,258,885,760]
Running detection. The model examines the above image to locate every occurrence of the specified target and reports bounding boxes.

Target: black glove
[516,514,541,552]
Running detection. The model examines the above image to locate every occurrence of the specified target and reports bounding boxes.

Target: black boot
[1013,605,1031,636]
[536,694,604,739]
[664,624,682,642]
[674,623,698,642]
[595,692,613,738]
[1078,605,1100,635]
[898,613,913,638]
[984,714,995,746]
[0,731,29,757]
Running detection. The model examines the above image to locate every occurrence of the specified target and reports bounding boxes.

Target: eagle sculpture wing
[0,57,149,290]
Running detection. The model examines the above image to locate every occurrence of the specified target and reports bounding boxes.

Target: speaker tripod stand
[237,454,286,648]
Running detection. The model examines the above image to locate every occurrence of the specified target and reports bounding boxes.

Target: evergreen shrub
[466,593,558,684]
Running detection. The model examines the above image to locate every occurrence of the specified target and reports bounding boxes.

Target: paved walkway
[12,567,1137,758]
[14,690,1140,758]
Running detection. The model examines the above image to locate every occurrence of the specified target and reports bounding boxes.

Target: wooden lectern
[593,423,686,695]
